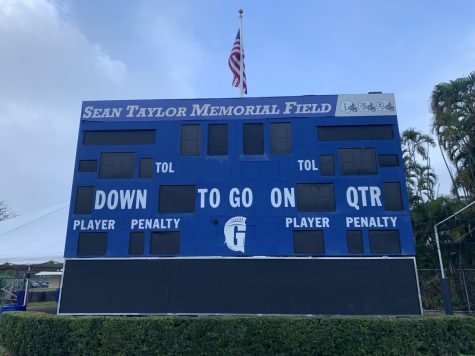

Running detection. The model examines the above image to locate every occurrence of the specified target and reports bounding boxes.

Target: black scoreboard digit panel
[59,94,422,315]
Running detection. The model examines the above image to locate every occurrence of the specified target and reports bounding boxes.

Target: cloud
[0,0,128,214]
[0,0,208,215]
[0,0,127,104]
[134,2,207,98]
[94,44,127,84]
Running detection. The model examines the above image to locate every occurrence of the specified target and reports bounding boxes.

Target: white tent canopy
[0,203,68,265]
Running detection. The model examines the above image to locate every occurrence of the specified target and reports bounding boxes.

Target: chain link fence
[1,277,55,305]
[0,278,25,305]
[418,268,475,314]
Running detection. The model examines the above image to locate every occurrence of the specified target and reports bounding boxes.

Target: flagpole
[239,9,244,97]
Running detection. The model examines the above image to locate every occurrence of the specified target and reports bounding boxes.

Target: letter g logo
[224,216,246,253]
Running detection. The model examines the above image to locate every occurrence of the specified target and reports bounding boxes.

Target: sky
[0,0,474,215]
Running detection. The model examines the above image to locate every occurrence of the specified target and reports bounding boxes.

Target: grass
[0,345,10,356]
[2,299,58,314]
[27,301,57,314]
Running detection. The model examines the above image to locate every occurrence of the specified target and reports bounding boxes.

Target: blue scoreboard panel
[58,94,422,315]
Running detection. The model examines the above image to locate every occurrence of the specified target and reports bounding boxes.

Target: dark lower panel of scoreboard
[58,258,421,315]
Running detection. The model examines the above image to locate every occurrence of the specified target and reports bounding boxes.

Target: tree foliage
[400,101,475,270]
[431,71,475,198]
[403,73,475,271]
[409,192,475,272]
[401,128,437,207]
[0,200,15,221]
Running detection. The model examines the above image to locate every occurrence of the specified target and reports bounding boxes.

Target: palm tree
[417,165,437,201]
[431,72,475,199]
[401,128,437,206]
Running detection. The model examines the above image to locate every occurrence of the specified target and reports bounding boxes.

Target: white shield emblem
[224,216,246,253]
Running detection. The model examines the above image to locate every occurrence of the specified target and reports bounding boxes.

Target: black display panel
[83,130,155,145]
[159,185,196,213]
[99,152,135,179]
[319,155,335,176]
[139,158,153,178]
[347,230,364,254]
[150,231,180,255]
[59,258,422,315]
[181,125,201,155]
[339,148,377,175]
[369,230,401,254]
[78,160,97,172]
[208,124,228,155]
[75,186,94,214]
[77,232,107,256]
[318,125,393,141]
[296,183,335,211]
[293,230,324,254]
[243,123,264,155]
[271,123,291,154]
[378,154,399,167]
[383,182,404,210]
[129,232,144,255]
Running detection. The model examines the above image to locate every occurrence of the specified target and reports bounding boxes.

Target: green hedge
[0,312,474,355]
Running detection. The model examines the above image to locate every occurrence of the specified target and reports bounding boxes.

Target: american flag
[228,30,247,94]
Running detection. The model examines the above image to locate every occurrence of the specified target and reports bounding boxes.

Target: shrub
[0,312,474,355]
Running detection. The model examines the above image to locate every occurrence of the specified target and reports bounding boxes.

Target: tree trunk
[438,137,461,200]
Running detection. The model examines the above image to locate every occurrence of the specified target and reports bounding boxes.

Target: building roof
[0,203,67,265]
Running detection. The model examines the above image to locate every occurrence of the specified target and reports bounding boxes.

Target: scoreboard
[58,94,422,315]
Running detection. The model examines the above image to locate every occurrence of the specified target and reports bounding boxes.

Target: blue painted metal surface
[0,305,26,313]
[64,94,413,258]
